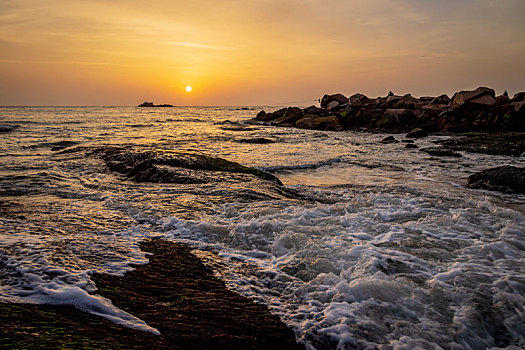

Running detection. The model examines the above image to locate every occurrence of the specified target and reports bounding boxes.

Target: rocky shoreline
[251,87,525,134]
[1,239,301,349]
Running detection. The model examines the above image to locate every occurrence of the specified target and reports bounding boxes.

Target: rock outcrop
[0,124,20,133]
[138,102,174,107]
[468,166,525,194]
[250,87,525,135]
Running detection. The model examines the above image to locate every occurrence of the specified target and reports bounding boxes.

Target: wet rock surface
[0,124,20,133]
[437,132,525,157]
[0,239,302,349]
[467,166,525,194]
[421,147,462,157]
[94,147,281,185]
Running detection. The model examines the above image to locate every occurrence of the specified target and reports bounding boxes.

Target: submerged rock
[406,128,428,138]
[236,138,275,144]
[467,166,525,194]
[421,147,462,157]
[0,124,20,133]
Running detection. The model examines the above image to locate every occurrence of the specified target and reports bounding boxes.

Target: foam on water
[160,186,525,349]
[0,220,159,334]
[1,106,524,348]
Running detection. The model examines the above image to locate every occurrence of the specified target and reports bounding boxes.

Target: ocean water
[0,106,524,349]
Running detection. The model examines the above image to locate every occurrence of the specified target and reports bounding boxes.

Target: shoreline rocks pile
[138,102,174,107]
[251,87,525,134]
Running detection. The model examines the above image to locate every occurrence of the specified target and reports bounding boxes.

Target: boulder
[512,102,525,113]
[430,94,450,105]
[511,92,525,103]
[349,93,369,107]
[405,143,419,149]
[406,128,428,138]
[272,107,304,125]
[296,115,343,131]
[394,94,421,109]
[320,94,348,109]
[381,136,399,144]
[495,95,510,106]
[327,101,340,111]
[236,138,275,144]
[467,166,525,194]
[255,110,267,120]
[386,95,403,106]
[450,87,495,108]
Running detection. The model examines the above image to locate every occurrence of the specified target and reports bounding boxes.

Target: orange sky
[1,0,524,106]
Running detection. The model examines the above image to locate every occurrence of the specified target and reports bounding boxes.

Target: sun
[185,85,192,92]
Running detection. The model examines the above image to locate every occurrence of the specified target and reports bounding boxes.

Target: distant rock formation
[251,87,525,134]
[138,102,174,107]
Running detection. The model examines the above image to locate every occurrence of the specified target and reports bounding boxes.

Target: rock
[296,115,343,131]
[406,128,428,138]
[255,110,267,120]
[512,102,525,112]
[467,166,525,194]
[430,94,450,105]
[138,102,174,107]
[0,124,19,133]
[320,94,348,109]
[450,87,495,108]
[272,107,304,125]
[327,101,340,111]
[421,147,462,157]
[511,92,525,102]
[349,93,369,106]
[236,138,275,144]
[381,136,399,144]
[394,94,421,109]
[402,139,415,143]
[95,147,281,184]
[386,95,403,106]
[405,143,419,149]
[495,95,510,106]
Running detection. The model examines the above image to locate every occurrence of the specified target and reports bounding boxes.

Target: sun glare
[185,85,192,92]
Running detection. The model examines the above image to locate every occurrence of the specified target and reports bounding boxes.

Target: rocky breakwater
[251,87,525,133]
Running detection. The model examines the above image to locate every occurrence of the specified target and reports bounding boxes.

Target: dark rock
[406,128,428,138]
[236,138,275,144]
[511,92,525,102]
[468,166,525,194]
[138,102,174,107]
[402,139,415,143]
[405,143,419,149]
[272,107,304,126]
[0,124,20,133]
[296,115,343,131]
[421,147,462,157]
[256,110,267,119]
[450,87,495,109]
[348,93,369,107]
[320,93,348,109]
[386,95,403,106]
[437,132,525,157]
[95,147,281,184]
[326,101,341,111]
[429,94,450,105]
[394,94,421,109]
[381,136,399,144]
[495,95,510,106]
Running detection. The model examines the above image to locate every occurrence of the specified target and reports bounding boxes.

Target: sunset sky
[1,0,524,106]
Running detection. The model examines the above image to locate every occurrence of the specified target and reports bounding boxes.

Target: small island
[138,102,174,107]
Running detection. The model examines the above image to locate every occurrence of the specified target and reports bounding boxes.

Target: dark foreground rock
[467,166,525,194]
[1,239,302,349]
[138,102,174,107]
[437,132,525,157]
[0,124,20,132]
[94,147,281,184]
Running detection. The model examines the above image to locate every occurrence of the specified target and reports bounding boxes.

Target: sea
[0,106,524,349]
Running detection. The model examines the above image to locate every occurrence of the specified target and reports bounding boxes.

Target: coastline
[1,239,302,349]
